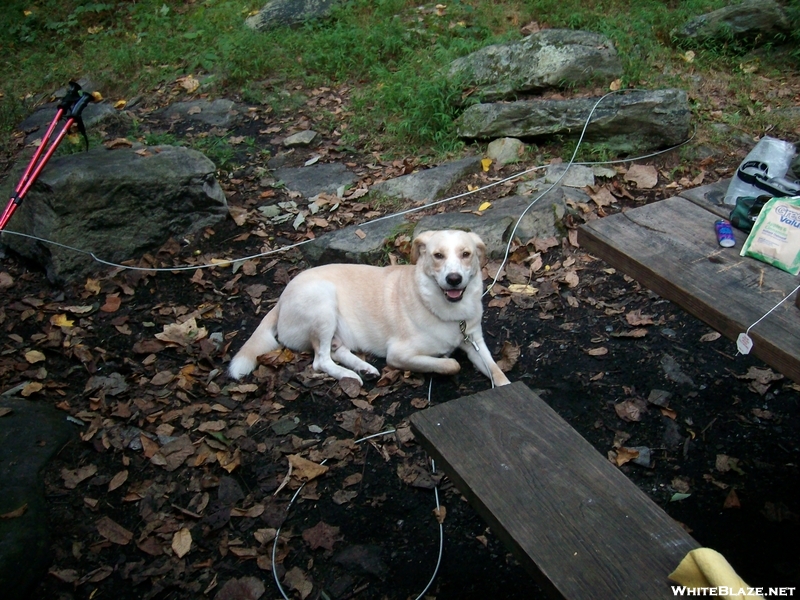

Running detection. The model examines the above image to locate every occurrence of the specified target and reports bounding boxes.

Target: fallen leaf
[623,164,658,189]
[50,314,74,328]
[96,516,133,545]
[433,505,447,524]
[625,310,654,326]
[253,528,277,545]
[288,454,329,482]
[614,398,647,422]
[302,521,342,551]
[614,447,640,466]
[21,382,44,397]
[231,504,265,519]
[214,577,266,600]
[100,294,121,313]
[178,75,200,93]
[672,476,691,494]
[715,454,744,475]
[283,567,313,600]
[155,317,208,346]
[611,328,647,338]
[481,158,492,172]
[507,283,537,296]
[172,527,192,558]
[723,488,741,509]
[589,186,616,207]
[496,340,520,373]
[108,470,128,492]
[24,350,46,364]
[62,464,98,489]
[587,346,608,356]
[49,568,80,583]
[699,331,721,342]
[0,504,27,519]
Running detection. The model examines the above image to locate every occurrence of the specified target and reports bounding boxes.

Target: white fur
[228,229,511,386]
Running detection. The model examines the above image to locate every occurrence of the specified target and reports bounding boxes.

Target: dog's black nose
[446,273,462,287]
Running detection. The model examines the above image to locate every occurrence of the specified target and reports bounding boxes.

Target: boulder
[486,138,525,166]
[672,0,790,44]
[0,398,74,600]
[456,89,690,154]
[1,145,227,282]
[275,163,357,200]
[161,99,241,128]
[18,101,125,145]
[371,157,482,204]
[300,213,408,265]
[245,0,342,31]
[448,29,622,101]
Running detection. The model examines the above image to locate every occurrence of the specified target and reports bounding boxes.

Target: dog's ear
[411,230,434,264]
[468,232,487,266]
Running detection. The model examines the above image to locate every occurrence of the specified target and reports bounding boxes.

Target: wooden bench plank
[578,196,800,383]
[677,178,730,219]
[409,382,699,599]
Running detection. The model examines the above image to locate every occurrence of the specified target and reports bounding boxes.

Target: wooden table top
[578,195,800,383]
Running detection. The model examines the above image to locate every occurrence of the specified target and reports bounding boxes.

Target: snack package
[740,195,800,275]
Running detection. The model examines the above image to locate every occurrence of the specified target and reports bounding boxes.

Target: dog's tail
[228,307,280,380]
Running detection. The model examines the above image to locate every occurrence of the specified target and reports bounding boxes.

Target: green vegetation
[0,0,796,158]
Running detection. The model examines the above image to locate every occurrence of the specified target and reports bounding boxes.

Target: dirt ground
[1,85,800,600]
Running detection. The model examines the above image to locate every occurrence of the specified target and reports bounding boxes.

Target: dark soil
[1,85,799,600]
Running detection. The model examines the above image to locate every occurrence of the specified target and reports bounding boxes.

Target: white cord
[271,429,445,600]
[746,282,800,337]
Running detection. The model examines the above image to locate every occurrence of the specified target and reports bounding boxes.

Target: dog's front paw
[358,365,381,381]
[439,358,461,375]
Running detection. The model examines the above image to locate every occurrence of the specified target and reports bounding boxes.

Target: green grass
[0,0,797,159]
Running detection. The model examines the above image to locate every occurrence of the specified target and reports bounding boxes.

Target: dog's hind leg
[311,335,363,384]
[332,341,380,381]
[298,286,364,384]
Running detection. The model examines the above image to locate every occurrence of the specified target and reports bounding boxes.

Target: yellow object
[478,201,492,212]
[669,548,764,599]
[481,158,492,172]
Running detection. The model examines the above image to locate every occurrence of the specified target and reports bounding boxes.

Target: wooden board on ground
[579,196,800,383]
[409,382,699,599]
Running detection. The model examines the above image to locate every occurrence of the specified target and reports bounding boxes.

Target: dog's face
[412,230,486,303]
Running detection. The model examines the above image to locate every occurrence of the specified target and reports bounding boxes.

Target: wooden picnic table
[578,186,800,384]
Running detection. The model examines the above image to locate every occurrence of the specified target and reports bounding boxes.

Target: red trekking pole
[0,81,94,231]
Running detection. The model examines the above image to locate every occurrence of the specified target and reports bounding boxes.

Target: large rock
[161,99,241,128]
[448,29,622,102]
[275,163,357,200]
[301,187,570,265]
[0,397,74,600]
[19,101,125,145]
[456,89,690,154]
[371,157,482,204]
[245,0,342,31]
[1,145,228,282]
[300,213,408,265]
[672,0,790,44]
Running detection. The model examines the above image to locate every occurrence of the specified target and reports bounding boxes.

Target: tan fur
[228,229,511,386]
